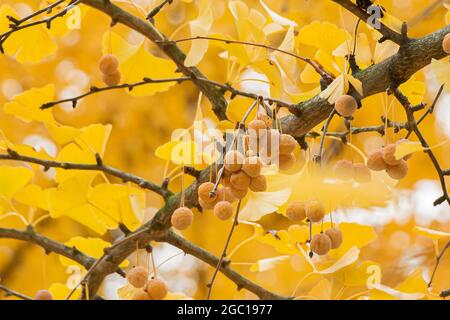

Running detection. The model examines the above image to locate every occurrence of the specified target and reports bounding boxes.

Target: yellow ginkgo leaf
[336,260,380,287]
[56,123,111,182]
[14,184,49,211]
[298,21,351,53]
[394,141,425,160]
[249,255,290,272]
[88,183,145,231]
[0,6,57,64]
[226,96,257,123]
[184,0,213,67]
[45,122,82,146]
[306,278,332,300]
[4,84,55,124]
[155,140,181,161]
[60,236,128,268]
[0,166,33,199]
[413,226,450,240]
[239,188,291,221]
[398,78,426,105]
[48,283,81,300]
[259,0,297,27]
[314,247,360,274]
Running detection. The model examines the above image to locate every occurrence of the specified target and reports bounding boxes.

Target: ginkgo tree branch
[0,284,32,300]
[164,230,287,300]
[331,0,406,44]
[0,0,81,53]
[0,148,172,199]
[40,76,293,110]
[80,0,229,120]
[70,0,450,300]
[0,226,120,275]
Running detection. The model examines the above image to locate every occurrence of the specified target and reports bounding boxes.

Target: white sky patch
[434,93,450,138]
[239,68,271,98]
[334,179,450,227]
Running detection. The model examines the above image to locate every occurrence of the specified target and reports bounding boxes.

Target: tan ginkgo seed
[325,227,343,249]
[198,182,217,203]
[286,200,306,222]
[382,144,401,166]
[249,175,267,192]
[126,266,148,288]
[335,95,357,117]
[214,201,234,220]
[242,156,262,178]
[230,170,251,190]
[146,279,168,300]
[224,150,244,173]
[386,160,408,180]
[305,200,325,223]
[310,233,332,256]
[34,290,53,300]
[367,150,387,171]
[99,54,119,75]
[171,207,194,230]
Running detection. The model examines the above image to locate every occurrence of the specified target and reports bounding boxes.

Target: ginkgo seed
[132,290,151,300]
[171,207,194,230]
[335,95,357,117]
[198,182,217,203]
[386,160,408,180]
[249,175,267,192]
[325,227,343,249]
[224,150,244,173]
[34,290,53,300]
[382,144,401,166]
[230,186,248,199]
[334,159,354,180]
[99,54,119,75]
[367,150,387,171]
[310,233,332,256]
[230,170,251,190]
[199,198,215,210]
[286,200,306,222]
[126,266,148,288]
[242,156,262,178]
[279,134,297,154]
[279,153,296,170]
[146,279,168,300]
[248,119,268,135]
[214,201,234,220]
[305,200,326,223]
[102,70,121,86]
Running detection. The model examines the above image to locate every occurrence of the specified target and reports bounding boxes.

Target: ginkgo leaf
[102,31,178,96]
[398,78,426,105]
[226,96,257,123]
[249,255,290,272]
[0,6,57,64]
[413,226,450,240]
[88,183,145,231]
[259,0,297,27]
[184,0,213,67]
[298,21,351,53]
[314,247,360,274]
[370,269,428,300]
[319,73,362,105]
[4,84,55,124]
[56,123,111,183]
[14,184,49,211]
[335,260,380,287]
[306,279,332,300]
[239,188,291,221]
[394,141,425,160]
[0,166,33,199]
[60,236,128,268]
[45,122,82,146]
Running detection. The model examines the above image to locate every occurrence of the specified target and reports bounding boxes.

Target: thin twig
[0,284,32,300]
[316,109,336,164]
[146,0,172,22]
[428,240,450,288]
[41,76,293,110]
[157,36,335,83]
[207,200,242,300]
[0,0,81,53]
[0,149,172,199]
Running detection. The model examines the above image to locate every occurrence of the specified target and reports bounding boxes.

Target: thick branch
[164,230,287,300]
[0,226,97,271]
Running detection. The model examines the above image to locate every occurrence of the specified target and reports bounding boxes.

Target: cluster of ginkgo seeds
[334,160,371,183]
[99,54,121,86]
[366,140,411,180]
[286,200,343,256]
[198,181,236,220]
[126,266,168,300]
[247,117,298,171]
